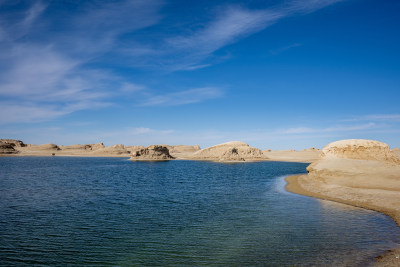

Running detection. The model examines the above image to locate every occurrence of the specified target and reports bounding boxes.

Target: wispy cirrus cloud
[0,0,345,124]
[127,0,344,70]
[0,0,163,123]
[0,100,111,124]
[161,7,282,70]
[284,0,345,14]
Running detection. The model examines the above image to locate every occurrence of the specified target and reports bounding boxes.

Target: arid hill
[189,141,266,162]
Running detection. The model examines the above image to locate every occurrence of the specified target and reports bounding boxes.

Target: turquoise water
[0,157,399,266]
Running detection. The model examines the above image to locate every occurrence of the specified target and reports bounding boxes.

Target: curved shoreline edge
[285,174,400,266]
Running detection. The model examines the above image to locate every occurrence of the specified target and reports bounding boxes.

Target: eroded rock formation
[130,145,174,160]
[322,139,400,163]
[190,141,266,162]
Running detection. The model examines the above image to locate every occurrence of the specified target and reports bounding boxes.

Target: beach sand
[286,140,400,266]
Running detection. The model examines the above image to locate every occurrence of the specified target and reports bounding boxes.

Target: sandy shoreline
[283,140,400,266]
[1,148,322,163]
[285,174,400,266]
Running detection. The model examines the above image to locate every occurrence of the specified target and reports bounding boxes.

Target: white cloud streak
[0,0,163,124]
[127,0,344,70]
[20,1,47,33]
[164,7,282,65]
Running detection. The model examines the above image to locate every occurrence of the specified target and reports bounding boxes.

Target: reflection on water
[0,157,398,266]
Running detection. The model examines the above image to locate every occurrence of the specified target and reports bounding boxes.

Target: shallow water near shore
[0,157,399,266]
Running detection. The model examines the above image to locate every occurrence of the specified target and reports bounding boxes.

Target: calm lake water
[0,157,399,266]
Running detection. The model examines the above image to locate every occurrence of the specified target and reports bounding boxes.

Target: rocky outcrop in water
[130,145,175,160]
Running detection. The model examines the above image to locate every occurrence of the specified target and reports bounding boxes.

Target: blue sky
[0,0,399,150]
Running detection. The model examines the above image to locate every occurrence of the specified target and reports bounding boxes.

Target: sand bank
[263,149,321,163]
[285,139,400,266]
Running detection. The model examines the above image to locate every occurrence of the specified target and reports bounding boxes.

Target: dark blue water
[0,157,399,266]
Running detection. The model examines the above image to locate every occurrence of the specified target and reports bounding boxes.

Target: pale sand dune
[188,141,267,162]
[286,139,400,266]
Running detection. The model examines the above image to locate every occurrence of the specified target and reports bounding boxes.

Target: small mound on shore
[130,145,175,161]
[190,141,266,162]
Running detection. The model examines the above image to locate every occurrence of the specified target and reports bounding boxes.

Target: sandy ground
[285,160,400,266]
[264,150,322,163]
[8,149,323,163]
[14,147,131,157]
